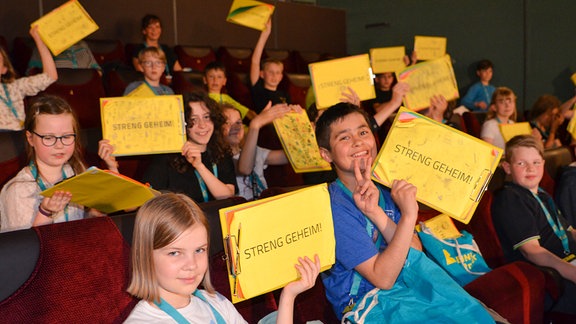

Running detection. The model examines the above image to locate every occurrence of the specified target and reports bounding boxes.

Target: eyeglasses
[141,60,165,68]
[32,131,76,147]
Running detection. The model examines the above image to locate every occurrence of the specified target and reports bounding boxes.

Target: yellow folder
[414,35,447,61]
[398,55,459,111]
[369,46,406,74]
[273,111,332,173]
[126,83,156,97]
[309,54,376,109]
[372,108,503,224]
[40,167,160,213]
[220,184,335,303]
[100,95,187,156]
[226,0,275,31]
[31,0,99,56]
[571,73,576,86]
[499,122,532,143]
[567,114,576,141]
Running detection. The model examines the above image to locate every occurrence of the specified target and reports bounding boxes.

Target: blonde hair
[0,47,17,83]
[138,47,167,64]
[487,86,517,121]
[127,193,215,302]
[504,134,544,162]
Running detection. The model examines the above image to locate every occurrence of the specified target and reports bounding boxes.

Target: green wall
[318,0,576,116]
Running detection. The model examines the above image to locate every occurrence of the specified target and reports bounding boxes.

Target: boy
[492,135,576,314]
[204,61,257,120]
[250,19,290,113]
[124,47,174,96]
[315,103,493,322]
[461,59,495,112]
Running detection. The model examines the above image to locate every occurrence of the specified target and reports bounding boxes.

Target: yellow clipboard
[499,122,532,143]
[369,46,406,74]
[31,0,99,56]
[414,35,447,61]
[220,184,335,303]
[40,167,160,213]
[309,54,376,109]
[226,0,275,31]
[126,83,156,97]
[372,108,503,224]
[273,111,332,173]
[100,95,187,156]
[398,55,459,111]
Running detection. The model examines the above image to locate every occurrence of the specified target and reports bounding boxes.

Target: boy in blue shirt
[461,59,495,111]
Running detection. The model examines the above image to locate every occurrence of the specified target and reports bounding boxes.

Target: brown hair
[504,134,544,162]
[529,94,561,121]
[315,102,371,151]
[487,86,517,121]
[138,47,167,64]
[127,193,214,302]
[24,95,85,175]
[0,47,17,83]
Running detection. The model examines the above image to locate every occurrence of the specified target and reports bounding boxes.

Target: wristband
[38,204,54,217]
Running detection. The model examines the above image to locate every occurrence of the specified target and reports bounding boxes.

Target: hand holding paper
[182,141,204,168]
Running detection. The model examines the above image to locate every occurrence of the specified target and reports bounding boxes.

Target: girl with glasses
[0,95,117,232]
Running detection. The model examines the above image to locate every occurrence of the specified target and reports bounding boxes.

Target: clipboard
[40,167,160,213]
[372,107,503,224]
[369,46,406,74]
[414,35,447,61]
[226,0,275,31]
[499,122,532,143]
[220,184,335,303]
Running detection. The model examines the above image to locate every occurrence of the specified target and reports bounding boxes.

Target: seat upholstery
[174,45,216,72]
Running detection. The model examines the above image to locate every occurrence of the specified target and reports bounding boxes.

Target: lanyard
[532,188,571,255]
[29,161,70,221]
[249,171,265,199]
[0,83,20,122]
[482,85,491,105]
[154,292,226,324]
[194,163,218,202]
[143,80,160,95]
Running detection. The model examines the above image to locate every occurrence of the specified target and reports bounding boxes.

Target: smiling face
[26,113,75,170]
[222,108,244,148]
[186,102,214,149]
[153,223,208,308]
[143,21,162,43]
[260,62,283,90]
[503,146,544,193]
[204,69,227,94]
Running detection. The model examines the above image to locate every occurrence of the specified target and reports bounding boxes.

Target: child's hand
[182,141,204,168]
[98,139,118,172]
[391,82,410,101]
[283,255,321,297]
[41,191,72,214]
[390,179,418,222]
[475,101,488,110]
[352,156,381,218]
[29,25,41,41]
[428,95,448,121]
[340,87,360,106]
[87,208,107,218]
[251,101,291,129]
[262,19,272,36]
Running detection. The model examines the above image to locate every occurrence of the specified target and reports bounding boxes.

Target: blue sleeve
[461,83,480,110]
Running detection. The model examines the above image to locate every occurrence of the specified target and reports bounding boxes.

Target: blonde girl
[480,86,518,149]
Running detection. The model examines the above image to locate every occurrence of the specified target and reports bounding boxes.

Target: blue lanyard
[532,188,571,255]
[0,83,20,123]
[154,291,226,324]
[143,80,160,95]
[249,171,266,199]
[29,161,70,221]
[194,163,218,202]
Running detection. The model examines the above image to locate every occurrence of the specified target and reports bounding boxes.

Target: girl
[0,26,57,131]
[142,91,238,202]
[0,95,116,232]
[529,94,565,149]
[480,86,518,150]
[222,102,293,200]
[124,193,321,323]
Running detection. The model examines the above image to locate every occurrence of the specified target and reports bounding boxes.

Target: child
[0,26,57,131]
[315,103,494,322]
[222,102,294,200]
[491,135,576,314]
[27,40,101,74]
[132,14,181,80]
[250,19,290,113]
[0,95,115,232]
[480,86,518,149]
[371,72,397,113]
[142,91,238,202]
[529,94,565,149]
[204,61,257,120]
[124,47,174,95]
[124,192,321,323]
[461,59,495,112]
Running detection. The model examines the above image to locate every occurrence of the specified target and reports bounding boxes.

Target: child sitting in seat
[124,47,174,96]
[480,87,518,150]
[461,59,495,112]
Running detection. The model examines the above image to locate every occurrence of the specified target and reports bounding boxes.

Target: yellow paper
[309,54,375,109]
[126,83,156,97]
[372,108,503,224]
[499,122,532,143]
[419,214,461,239]
[220,184,335,303]
[414,35,447,61]
[226,0,275,31]
[370,46,406,74]
[273,112,331,173]
[40,167,159,213]
[31,0,99,56]
[571,73,576,86]
[567,113,576,140]
[100,95,186,156]
[398,55,459,111]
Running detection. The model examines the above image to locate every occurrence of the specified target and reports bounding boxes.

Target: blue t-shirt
[461,81,495,111]
[322,180,401,317]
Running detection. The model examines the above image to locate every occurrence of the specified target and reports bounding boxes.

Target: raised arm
[250,19,272,86]
[30,26,57,81]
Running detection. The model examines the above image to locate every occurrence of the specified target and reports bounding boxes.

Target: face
[320,112,377,175]
[222,108,244,147]
[541,107,560,128]
[187,102,214,147]
[153,223,208,307]
[493,94,516,119]
[140,53,165,82]
[375,73,395,91]
[143,21,162,42]
[477,68,493,83]
[260,62,283,89]
[26,114,76,170]
[204,69,227,93]
[503,146,544,193]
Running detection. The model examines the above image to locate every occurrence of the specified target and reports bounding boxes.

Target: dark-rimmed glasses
[32,131,76,147]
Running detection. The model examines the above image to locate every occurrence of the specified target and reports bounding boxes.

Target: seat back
[175,45,216,72]
[264,49,296,73]
[103,68,143,97]
[85,39,126,70]
[462,111,485,138]
[543,146,573,180]
[217,47,253,73]
[286,73,311,108]
[171,70,205,94]
[226,72,254,108]
[11,37,34,77]
[0,130,26,188]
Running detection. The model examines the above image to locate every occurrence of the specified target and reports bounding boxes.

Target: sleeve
[480,119,498,141]
[224,95,249,119]
[13,73,55,97]
[218,156,239,194]
[142,155,171,191]
[210,292,248,324]
[556,167,576,227]
[123,81,141,96]
[491,188,540,250]
[461,83,479,110]
[0,179,40,232]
